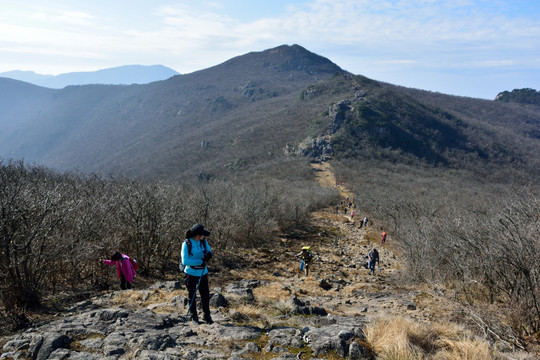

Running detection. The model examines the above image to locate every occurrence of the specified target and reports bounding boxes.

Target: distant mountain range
[0,44,538,181]
[0,65,179,89]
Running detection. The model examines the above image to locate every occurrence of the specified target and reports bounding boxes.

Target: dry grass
[432,338,501,360]
[252,283,291,303]
[229,304,271,328]
[364,316,504,360]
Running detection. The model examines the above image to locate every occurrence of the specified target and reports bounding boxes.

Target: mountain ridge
[0,64,179,89]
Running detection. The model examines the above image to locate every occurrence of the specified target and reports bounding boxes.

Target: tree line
[0,159,338,330]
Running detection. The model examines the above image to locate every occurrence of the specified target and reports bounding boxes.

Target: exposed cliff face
[328,100,353,135]
[495,88,540,105]
[297,135,334,161]
[293,98,360,162]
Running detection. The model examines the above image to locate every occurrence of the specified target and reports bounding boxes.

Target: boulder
[319,279,333,290]
[103,332,128,356]
[304,322,366,357]
[266,327,304,348]
[225,284,255,302]
[28,332,72,360]
[231,341,261,357]
[209,293,229,307]
[349,340,371,360]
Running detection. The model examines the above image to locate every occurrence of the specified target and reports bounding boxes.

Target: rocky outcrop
[292,96,365,162]
[0,281,372,359]
[297,134,333,161]
[328,100,353,135]
[495,88,540,105]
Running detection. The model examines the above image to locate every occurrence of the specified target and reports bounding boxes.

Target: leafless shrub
[0,160,68,308]
[334,158,540,339]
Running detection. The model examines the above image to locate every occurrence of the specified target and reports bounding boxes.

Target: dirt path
[303,162,414,319]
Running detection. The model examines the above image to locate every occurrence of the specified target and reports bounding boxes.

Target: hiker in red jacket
[102,252,137,290]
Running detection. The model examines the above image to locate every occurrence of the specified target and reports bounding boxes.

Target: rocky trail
[0,163,508,359]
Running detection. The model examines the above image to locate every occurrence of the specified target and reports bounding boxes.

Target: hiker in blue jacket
[181,224,213,324]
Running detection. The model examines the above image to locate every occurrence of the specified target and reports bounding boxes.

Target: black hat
[190,224,210,236]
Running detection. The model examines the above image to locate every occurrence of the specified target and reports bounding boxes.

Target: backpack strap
[184,238,193,256]
[184,238,209,257]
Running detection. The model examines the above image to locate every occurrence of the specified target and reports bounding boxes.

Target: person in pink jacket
[103,252,137,290]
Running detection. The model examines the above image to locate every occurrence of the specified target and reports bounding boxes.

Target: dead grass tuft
[253,283,291,303]
[433,338,501,360]
[229,304,271,328]
[364,316,504,360]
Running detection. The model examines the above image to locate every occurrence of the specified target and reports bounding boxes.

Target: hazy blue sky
[1,0,539,99]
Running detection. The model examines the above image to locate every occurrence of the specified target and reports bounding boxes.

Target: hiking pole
[183,267,205,324]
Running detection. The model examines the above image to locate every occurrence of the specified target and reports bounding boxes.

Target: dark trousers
[120,274,132,290]
[186,273,210,318]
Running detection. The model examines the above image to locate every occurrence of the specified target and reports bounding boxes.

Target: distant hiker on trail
[344,207,348,214]
[351,210,355,220]
[102,252,137,290]
[358,219,363,229]
[336,204,340,214]
[381,232,387,244]
[297,246,314,276]
[367,248,380,275]
[363,217,369,228]
[181,224,214,325]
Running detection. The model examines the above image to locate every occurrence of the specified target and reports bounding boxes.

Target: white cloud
[29,7,95,27]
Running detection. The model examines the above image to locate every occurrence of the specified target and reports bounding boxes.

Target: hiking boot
[191,315,200,324]
[203,314,214,325]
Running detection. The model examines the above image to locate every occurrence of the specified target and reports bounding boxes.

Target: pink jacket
[103,254,136,283]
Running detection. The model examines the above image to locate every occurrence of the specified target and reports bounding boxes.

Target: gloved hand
[204,252,213,262]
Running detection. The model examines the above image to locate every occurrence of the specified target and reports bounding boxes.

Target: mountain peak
[211,44,343,78]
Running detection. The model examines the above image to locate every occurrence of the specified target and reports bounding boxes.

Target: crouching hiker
[297,246,314,276]
[102,252,138,290]
[367,248,380,275]
[181,224,214,325]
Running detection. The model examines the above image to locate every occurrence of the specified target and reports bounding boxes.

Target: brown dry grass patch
[364,316,504,360]
[252,283,291,303]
